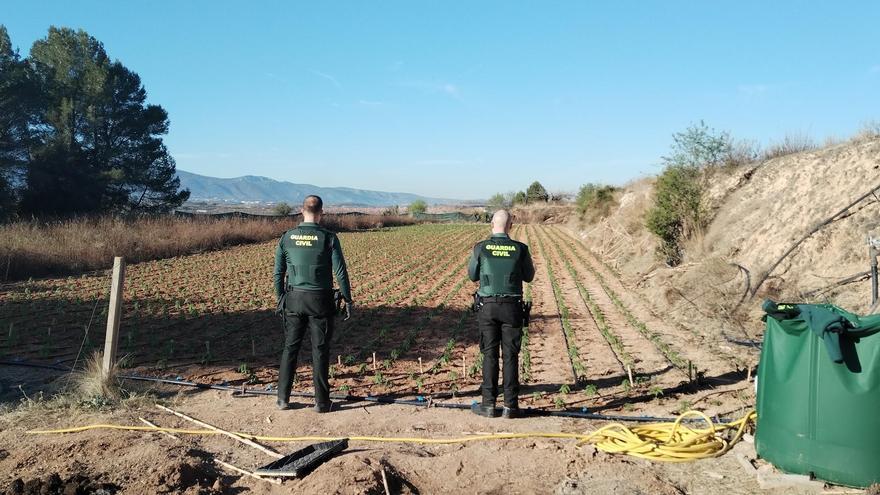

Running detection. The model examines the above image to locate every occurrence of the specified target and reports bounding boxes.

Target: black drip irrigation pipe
[0,359,739,424]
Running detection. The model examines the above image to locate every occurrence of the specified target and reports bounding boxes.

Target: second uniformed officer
[274,195,353,412]
[468,209,535,418]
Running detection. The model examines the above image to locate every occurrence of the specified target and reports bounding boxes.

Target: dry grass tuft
[852,121,880,144]
[762,132,818,160]
[74,352,122,403]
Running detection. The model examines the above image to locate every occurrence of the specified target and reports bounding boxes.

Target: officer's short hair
[303,195,323,214]
[492,209,511,229]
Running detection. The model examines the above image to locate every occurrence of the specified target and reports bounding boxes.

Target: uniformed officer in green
[274,195,353,412]
[468,209,535,418]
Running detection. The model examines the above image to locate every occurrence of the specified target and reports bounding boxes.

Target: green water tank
[756,302,880,488]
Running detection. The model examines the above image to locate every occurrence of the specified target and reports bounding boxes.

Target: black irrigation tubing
[0,358,740,424]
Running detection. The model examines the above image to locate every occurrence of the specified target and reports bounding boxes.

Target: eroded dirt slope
[576,137,880,354]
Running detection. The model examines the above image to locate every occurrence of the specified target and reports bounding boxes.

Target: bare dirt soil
[0,387,814,495]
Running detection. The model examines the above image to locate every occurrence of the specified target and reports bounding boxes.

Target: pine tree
[0,25,37,219]
[526,181,549,203]
[11,26,188,217]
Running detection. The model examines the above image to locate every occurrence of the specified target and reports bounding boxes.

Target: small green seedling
[553,396,566,410]
[583,384,598,397]
[649,385,664,399]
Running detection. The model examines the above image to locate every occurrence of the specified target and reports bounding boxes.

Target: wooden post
[626,365,634,388]
[373,352,377,371]
[102,257,125,374]
[418,357,423,374]
[338,355,342,366]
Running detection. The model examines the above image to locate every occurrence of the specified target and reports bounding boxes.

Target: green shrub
[272,202,293,216]
[487,193,508,209]
[408,199,427,215]
[646,121,731,266]
[512,190,527,205]
[646,164,704,266]
[662,121,733,169]
[526,181,549,203]
[576,183,618,222]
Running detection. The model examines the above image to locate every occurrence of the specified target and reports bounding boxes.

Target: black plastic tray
[253,438,349,478]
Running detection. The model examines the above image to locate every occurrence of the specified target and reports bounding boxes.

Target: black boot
[314,401,334,413]
[471,403,499,418]
[502,406,523,419]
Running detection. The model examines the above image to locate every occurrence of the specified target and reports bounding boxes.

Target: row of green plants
[366,274,473,394]
[543,230,635,370]
[347,231,483,365]
[346,225,473,279]
[352,230,479,391]
[520,278,533,383]
[530,227,587,381]
[380,226,487,384]
[359,228,476,303]
[545,228,688,371]
[385,244,478,306]
[551,226,746,371]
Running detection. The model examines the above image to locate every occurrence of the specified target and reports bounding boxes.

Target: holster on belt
[522,300,532,327]
[471,292,482,313]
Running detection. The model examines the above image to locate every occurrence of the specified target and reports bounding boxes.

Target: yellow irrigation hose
[27,409,756,463]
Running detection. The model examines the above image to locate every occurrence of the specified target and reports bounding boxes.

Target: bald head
[491,209,512,234]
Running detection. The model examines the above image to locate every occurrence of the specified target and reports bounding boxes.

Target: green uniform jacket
[468,233,535,297]
[274,222,352,302]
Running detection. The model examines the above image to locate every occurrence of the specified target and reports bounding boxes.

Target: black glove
[275,294,285,316]
[344,301,353,321]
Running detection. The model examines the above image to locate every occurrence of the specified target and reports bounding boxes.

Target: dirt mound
[572,177,657,272]
[555,459,686,495]
[0,429,225,495]
[4,473,119,495]
[154,460,219,494]
[512,204,575,224]
[294,454,417,495]
[703,138,880,309]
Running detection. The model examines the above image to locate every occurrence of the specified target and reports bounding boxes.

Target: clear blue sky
[5,1,880,200]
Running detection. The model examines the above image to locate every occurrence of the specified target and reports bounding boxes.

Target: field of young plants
[0,223,755,415]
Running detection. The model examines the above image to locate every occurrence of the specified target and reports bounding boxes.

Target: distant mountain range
[176,170,463,206]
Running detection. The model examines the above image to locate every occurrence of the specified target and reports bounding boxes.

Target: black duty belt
[480,296,522,303]
[288,287,334,294]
